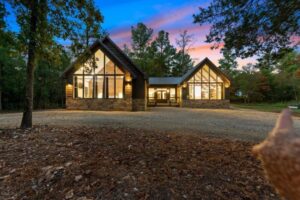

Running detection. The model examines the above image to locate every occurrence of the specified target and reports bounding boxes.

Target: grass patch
[233,102,300,116]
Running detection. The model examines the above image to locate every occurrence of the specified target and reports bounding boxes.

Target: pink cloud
[108,4,257,68]
[110,5,201,42]
[146,6,196,29]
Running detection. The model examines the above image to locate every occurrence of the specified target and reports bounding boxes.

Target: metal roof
[149,77,182,85]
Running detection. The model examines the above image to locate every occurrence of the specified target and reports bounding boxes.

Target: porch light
[66,84,73,89]
[66,84,73,98]
[182,82,187,88]
[125,74,132,82]
[224,82,230,88]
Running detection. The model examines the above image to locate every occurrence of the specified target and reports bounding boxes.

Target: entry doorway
[148,87,178,106]
[156,89,169,103]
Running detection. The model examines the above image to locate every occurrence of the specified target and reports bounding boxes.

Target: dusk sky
[4,0,255,67]
[97,0,255,67]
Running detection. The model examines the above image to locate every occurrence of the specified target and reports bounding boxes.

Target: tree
[122,44,131,56]
[234,63,271,103]
[275,51,300,102]
[193,0,300,58]
[0,1,6,111]
[69,0,104,56]
[172,30,194,76]
[130,23,153,72]
[218,49,238,76]
[151,31,177,76]
[7,0,103,128]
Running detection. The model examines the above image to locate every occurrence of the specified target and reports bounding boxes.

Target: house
[61,36,231,111]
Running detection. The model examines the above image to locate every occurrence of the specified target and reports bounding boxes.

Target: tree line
[219,50,300,103]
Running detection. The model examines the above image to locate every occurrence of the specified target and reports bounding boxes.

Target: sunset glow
[99,0,256,68]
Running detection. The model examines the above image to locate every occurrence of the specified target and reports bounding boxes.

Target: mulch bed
[0,126,279,200]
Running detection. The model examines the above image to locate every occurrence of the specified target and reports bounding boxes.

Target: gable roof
[149,77,182,85]
[61,36,147,79]
[181,57,231,85]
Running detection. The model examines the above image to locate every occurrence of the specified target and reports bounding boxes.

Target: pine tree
[172,30,194,76]
[151,31,176,76]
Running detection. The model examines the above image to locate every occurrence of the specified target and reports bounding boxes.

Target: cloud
[146,6,196,29]
[109,3,257,67]
[110,4,201,42]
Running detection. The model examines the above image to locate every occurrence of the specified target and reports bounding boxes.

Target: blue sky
[5,0,254,67]
[96,0,254,66]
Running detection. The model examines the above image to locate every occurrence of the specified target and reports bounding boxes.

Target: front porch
[147,87,181,107]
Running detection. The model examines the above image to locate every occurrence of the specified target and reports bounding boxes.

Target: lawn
[233,102,300,116]
[0,126,278,199]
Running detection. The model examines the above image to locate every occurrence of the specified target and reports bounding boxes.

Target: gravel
[1,107,300,141]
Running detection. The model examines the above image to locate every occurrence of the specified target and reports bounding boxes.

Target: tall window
[73,49,125,99]
[187,65,224,100]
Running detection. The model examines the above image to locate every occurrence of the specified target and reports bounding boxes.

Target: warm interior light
[195,85,201,99]
[125,83,132,88]
[296,69,300,78]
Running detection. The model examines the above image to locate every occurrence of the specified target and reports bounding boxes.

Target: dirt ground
[1,107,300,141]
[0,126,279,200]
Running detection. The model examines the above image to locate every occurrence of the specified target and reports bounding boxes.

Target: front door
[156,89,169,103]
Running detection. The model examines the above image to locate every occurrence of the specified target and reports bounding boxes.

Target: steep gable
[181,58,231,86]
[61,36,146,79]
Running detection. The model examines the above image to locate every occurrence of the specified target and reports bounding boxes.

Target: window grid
[188,66,224,100]
[73,54,125,99]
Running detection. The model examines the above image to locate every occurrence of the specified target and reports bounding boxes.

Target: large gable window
[73,49,125,99]
[187,65,224,100]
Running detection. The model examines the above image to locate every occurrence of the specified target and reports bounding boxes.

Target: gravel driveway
[1,107,300,141]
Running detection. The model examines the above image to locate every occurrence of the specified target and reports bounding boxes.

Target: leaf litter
[0,126,279,199]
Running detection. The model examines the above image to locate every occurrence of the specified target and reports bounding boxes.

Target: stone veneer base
[132,99,147,111]
[66,98,132,111]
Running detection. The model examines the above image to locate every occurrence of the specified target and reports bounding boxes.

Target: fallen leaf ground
[0,126,279,200]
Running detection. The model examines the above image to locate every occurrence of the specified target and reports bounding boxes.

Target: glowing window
[73,49,125,99]
[187,64,225,100]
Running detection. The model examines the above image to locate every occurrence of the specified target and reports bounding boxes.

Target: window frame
[187,66,224,100]
[72,53,125,100]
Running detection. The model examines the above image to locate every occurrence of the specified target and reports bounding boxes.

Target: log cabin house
[61,36,231,111]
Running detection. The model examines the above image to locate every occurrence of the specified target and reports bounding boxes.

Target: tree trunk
[0,65,2,111]
[20,0,38,129]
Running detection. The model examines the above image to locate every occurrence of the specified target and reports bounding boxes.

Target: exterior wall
[182,99,230,109]
[132,80,147,111]
[177,86,182,106]
[66,98,132,111]
[65,78,134,111]
[132,99,147,111]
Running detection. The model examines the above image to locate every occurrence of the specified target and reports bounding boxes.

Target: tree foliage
[232,51,300,103]
[69,0,104,55]
[194,0,300,58]
[128,23,194,77]
[129,23,153,73]
[150,31,177,76]
[5,0,103,128]
[172,30,194,76]
[218,49,237,76]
